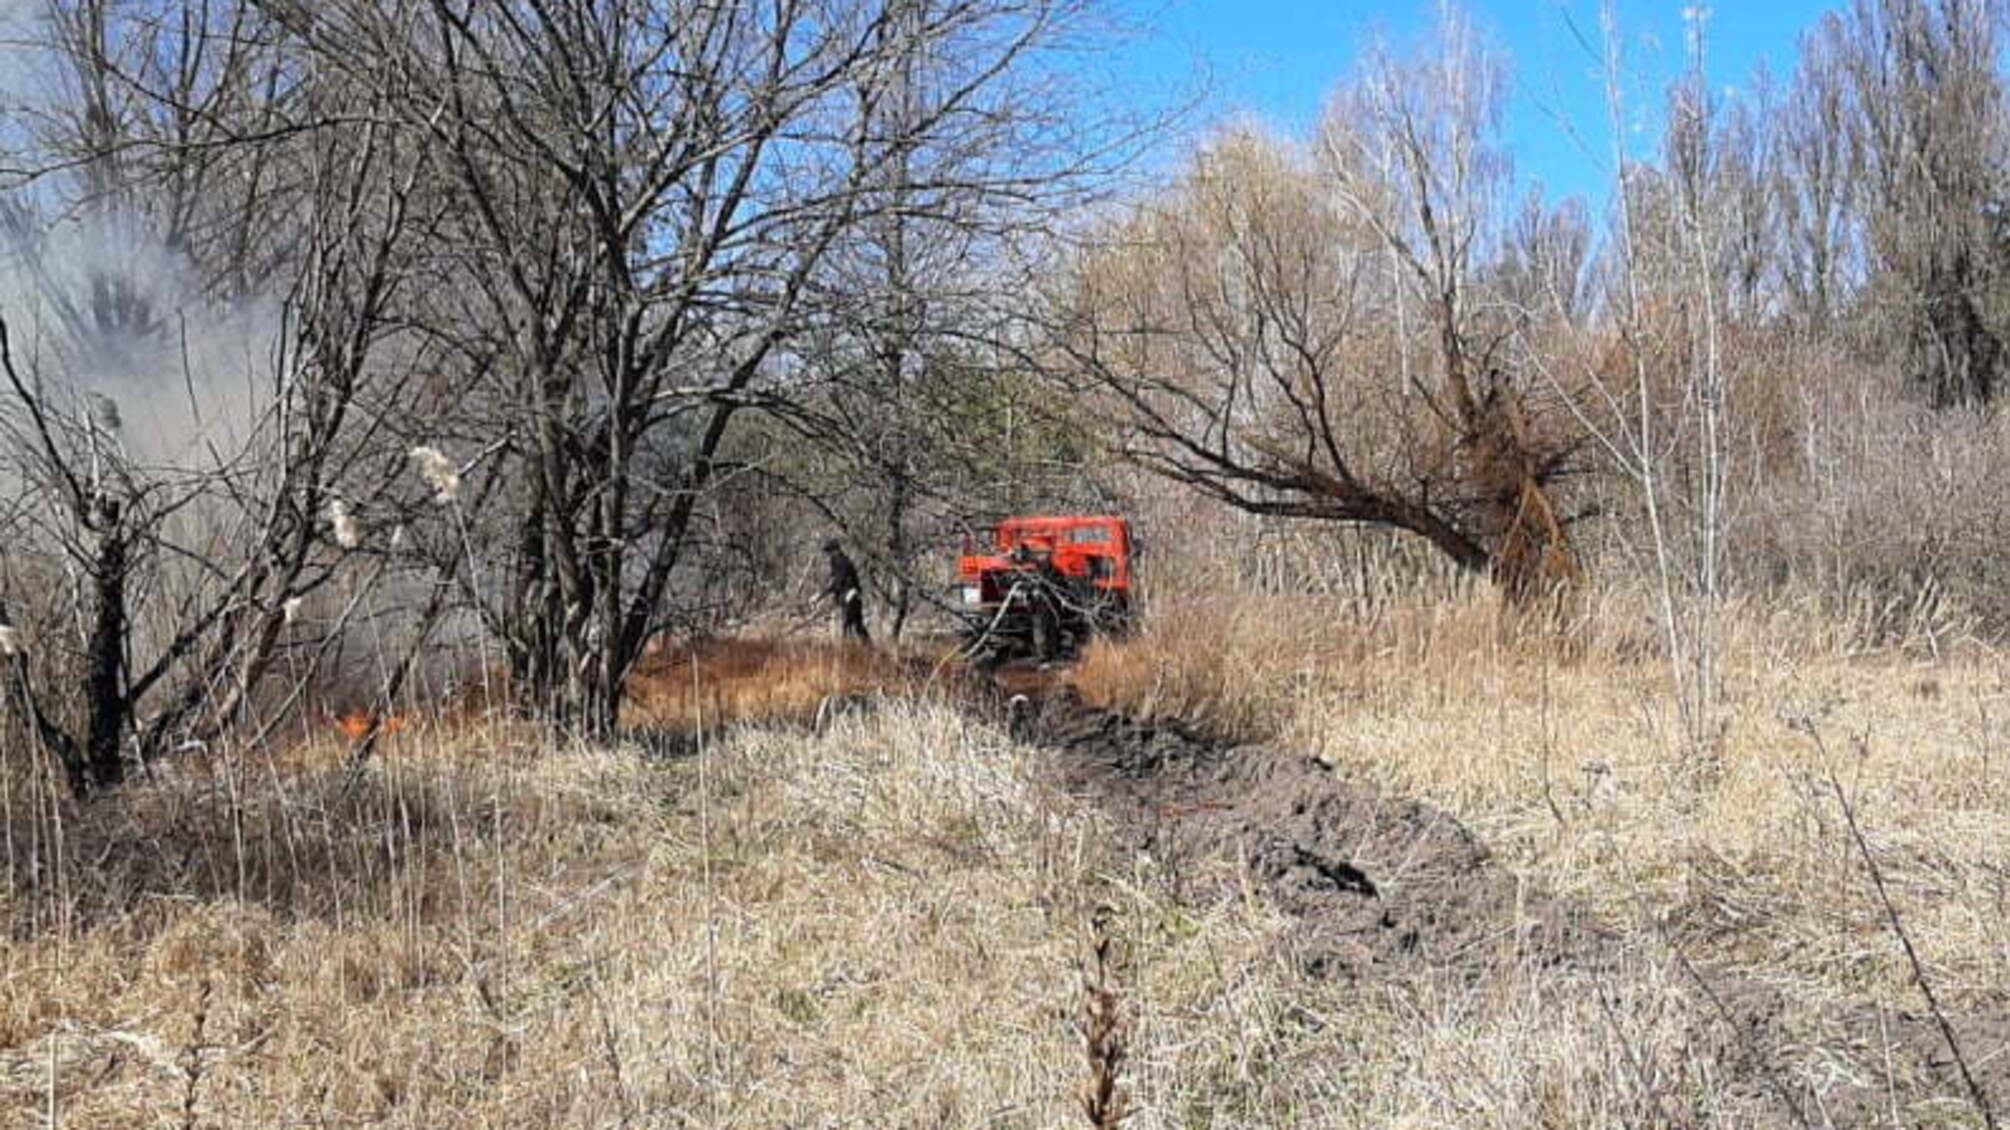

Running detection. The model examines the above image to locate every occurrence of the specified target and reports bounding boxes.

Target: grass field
[2,585,2006,1127]
[1075,579,2010,1121]
[1074,582,2010,1015]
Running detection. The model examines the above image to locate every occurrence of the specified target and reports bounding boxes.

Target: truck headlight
[961,585,982,605]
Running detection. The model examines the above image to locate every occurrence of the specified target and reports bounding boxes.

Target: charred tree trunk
[83,494,131,791]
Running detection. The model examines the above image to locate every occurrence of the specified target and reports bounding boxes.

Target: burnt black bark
[83,494,131,792]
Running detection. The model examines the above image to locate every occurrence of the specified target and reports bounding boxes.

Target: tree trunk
[886,470,913,640]
[84,498,129,792]
[1919,259,2002,408]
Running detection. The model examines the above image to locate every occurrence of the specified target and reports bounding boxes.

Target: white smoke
[1,208,283,472]
[0,1,282,474]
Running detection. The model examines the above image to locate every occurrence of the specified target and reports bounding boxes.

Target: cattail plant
[326,498,362,549]
[1078,907,1130,1130]
[409,446,461,504]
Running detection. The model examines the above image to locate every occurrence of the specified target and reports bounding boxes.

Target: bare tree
[245,0,1112,737]
[1554,1,1774,755]
[1774,16,1864,329]
[1056,17,1583,597]
[769,0,1124,638]
[10,0,309,314]
[1493,187,1593,327]
[1836,0,2010,407]
[0,71,439,795]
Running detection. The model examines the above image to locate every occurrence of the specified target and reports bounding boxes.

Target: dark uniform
[1012,542,1065,661]
[822,538,870,641]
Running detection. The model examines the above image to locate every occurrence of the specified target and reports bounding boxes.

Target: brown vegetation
[7,0,2010,1126]
[623,636,955,733]
[4,560,2009,1126]
[0,695,1314,1128]
[1072,542,2008,1122]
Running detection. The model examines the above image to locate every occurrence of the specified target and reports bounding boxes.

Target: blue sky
[1111,1,1838,203]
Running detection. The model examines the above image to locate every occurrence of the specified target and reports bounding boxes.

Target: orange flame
[335,709,408,740]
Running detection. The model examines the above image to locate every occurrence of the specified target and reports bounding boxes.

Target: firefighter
[821,537,870,642]
[1012,540,1064,661]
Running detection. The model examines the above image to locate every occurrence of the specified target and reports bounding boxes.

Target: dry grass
[623,635,958,733]
[3,599,2007,1127]
[1076,573,2010,1033]
[2,701,1069,1127]
[1,687,1373,1128]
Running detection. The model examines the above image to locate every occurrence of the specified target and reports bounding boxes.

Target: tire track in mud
[997,684,2008,1129]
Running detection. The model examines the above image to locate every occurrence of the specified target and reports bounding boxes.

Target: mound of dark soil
[1013,687,2009,1130]
[1022,689,1610,983]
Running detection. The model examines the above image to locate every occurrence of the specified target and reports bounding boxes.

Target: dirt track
[1004,683,2009,1129]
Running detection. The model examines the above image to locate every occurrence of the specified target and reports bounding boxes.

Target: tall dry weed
[1083,533,2009,1027]
[0,699,1338,1127]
